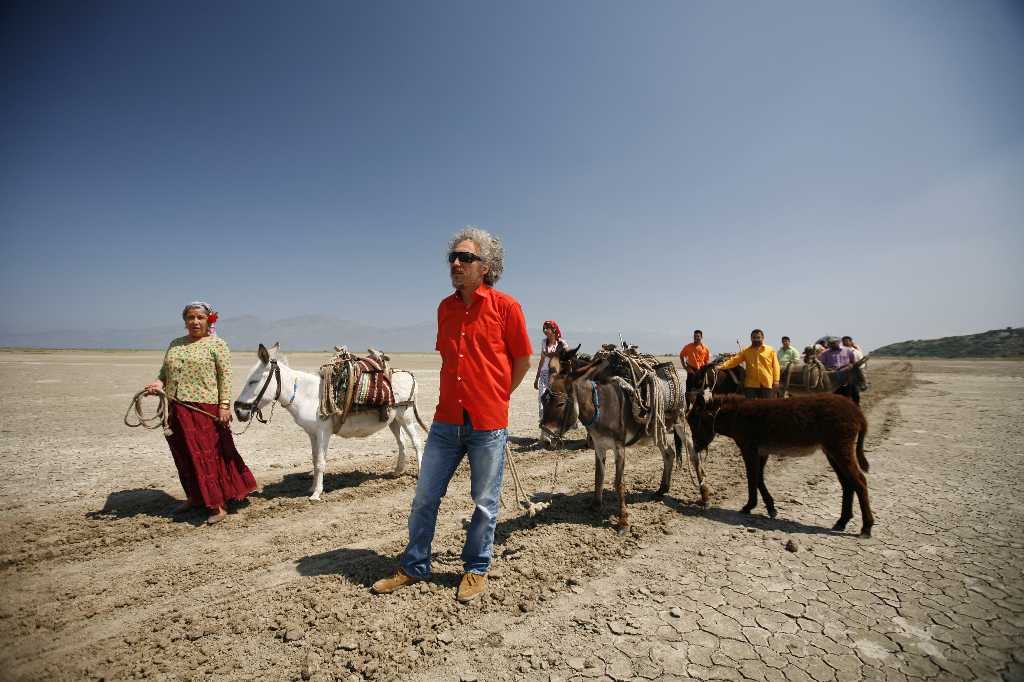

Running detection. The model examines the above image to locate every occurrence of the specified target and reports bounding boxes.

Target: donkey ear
[566,343,581,359]
[270,341,280,357]
[257,343,270,364]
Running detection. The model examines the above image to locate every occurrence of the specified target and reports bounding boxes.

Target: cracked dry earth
[1,352,1022,682]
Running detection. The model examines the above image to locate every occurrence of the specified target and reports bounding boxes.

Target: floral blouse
[158,335,232,404]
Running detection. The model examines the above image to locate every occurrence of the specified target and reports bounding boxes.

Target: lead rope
[124,389,228,436]
[503,443,549,518]
[124,388,258,437]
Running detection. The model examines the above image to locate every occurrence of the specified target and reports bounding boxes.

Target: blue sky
[2,0,1022,352]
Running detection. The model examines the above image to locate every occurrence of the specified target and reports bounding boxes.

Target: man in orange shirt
[679,329,711,393]
[373,227,532,603]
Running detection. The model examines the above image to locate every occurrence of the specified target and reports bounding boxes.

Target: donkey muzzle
[234,402,252,422]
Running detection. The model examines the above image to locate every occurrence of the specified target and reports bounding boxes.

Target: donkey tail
[412,400,429,433]
[408,374,430,433]
[673,430,683,467]
[856,428,869,472]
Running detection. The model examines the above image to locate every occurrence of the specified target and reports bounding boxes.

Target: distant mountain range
[872,327,1024,358]
[0,314,687,355]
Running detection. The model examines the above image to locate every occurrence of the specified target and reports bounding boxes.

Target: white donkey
[234,343,427,501]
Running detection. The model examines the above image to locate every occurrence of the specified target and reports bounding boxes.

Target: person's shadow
[296,547,463,590]
[296,547,398,587]
[86,488,184,521]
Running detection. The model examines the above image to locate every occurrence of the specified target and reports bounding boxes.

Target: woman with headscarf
[533,320,568,446]
[143,302,257,524]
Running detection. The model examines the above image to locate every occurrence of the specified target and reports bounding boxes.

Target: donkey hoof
[740,505,754,515]
[767,508,778,519]
[654,486,668,498]
[859,528,872,539]
[616,526,629,537]
[832,521,848,532]
[308,494,322,502]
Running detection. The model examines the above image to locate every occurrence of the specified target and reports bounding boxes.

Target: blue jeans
[400,416,507,578]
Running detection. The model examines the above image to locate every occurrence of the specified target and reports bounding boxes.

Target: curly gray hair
[448,226,504,285]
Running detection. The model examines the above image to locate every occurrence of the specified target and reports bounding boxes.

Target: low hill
[872,327,1024,358]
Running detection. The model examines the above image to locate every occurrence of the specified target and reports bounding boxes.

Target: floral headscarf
[182,301,219,335]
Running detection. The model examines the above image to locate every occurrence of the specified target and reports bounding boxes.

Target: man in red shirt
[679,329,711,393]
[373,227,532,603]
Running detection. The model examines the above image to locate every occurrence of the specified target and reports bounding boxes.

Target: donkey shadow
[493,487,690,543]
[662,496,840,537]
[257,470,390,500]
[507,435,589,453]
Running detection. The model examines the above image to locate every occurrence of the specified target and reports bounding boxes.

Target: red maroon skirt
[165,402,257,510]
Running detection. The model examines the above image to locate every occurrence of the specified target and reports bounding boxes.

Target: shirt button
[459,354,463,358]
[457,377,461,381]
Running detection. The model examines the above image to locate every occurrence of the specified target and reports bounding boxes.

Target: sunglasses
[448,251,483,264]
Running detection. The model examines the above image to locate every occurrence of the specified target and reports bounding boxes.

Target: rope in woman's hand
[124,388,174,436]
[124,389,227,437]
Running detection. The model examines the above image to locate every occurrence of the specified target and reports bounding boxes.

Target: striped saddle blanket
[351,357,395,408]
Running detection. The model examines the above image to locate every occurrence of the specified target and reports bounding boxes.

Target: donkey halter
[234,359,282,424]
[539,387,571,444]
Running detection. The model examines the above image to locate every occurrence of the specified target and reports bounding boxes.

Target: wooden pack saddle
[592,343,684,446]
[318,346,396,431]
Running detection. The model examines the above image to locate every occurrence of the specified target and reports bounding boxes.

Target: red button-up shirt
[434,284,533,429]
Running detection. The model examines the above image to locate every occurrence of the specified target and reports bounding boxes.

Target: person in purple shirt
[818,337,859,404]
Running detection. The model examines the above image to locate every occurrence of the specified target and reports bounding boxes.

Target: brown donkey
[686,393,874,537]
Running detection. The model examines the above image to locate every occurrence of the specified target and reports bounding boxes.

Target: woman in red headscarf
[533,320,568,446]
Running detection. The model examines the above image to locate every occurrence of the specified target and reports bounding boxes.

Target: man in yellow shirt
[717,329,780,399]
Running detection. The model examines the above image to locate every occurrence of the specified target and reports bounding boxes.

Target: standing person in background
[777,336,800,367]
[534,320,568,447]
[372,227,532,604]
[842,335,869,393]
[842,336,863,360]
[143,302,258,525]
[679,329,711,393]
[716,329,780,399]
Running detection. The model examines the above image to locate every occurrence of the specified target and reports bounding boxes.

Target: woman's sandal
[206,509,228,525]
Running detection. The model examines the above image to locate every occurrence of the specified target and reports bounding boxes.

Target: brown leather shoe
[457,572,487,603]
[371,569,418,594]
